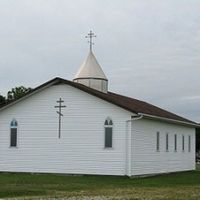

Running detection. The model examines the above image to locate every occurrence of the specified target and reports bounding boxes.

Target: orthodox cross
[85,30,96,51]
[54,98,66,138]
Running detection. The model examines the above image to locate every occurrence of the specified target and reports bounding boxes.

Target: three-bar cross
[85,30,96,51]
[55,98,66,138]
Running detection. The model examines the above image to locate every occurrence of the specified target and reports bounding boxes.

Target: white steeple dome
[73,31,108,93]
[73,51,108,93]
[74,51,107,80]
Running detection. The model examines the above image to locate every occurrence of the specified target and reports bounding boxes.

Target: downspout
[126,114,143,177]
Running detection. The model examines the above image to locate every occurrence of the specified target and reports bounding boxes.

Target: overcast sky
[0,0,200,122]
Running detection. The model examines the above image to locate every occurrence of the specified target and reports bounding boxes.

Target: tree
[0,94,6,105]
[196,128,200,152]
[7,86,32,101]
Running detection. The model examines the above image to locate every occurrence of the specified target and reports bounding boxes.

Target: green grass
[0,166,200,199]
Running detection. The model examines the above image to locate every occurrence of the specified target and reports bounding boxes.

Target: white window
[104,118,113,148]
[156,132,160,151]
[10,119,18,147]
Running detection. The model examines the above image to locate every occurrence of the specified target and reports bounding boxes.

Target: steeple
[73,31,108,93]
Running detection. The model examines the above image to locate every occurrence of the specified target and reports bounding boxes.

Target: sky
[0,0,200,122]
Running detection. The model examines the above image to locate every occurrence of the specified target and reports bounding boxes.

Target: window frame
[188,135,191,152]
[166,133,169,152]
[104,117,113,149]
[174,134,177,152]
[182,135,185,152]
[156,131,160,152]
[10,119,18,148]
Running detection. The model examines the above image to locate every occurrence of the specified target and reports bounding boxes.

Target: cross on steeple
[54,98,66,138]
[85,30,96,51]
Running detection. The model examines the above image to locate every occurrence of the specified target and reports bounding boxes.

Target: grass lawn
[0,166,200,200]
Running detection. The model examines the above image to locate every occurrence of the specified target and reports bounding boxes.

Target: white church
[0,32,197,177]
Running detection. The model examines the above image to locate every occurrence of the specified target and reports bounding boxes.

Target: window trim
[182,135,185,152]
[188,135,191,152]
[156,131,160,152]
[174,134,177,152]
[104,117,113,149]
[10,119,18,148]
[166,133,169,152]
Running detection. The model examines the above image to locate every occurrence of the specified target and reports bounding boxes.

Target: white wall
[131,118,196,176]
[0,84,196,176]
[0,84,131,175]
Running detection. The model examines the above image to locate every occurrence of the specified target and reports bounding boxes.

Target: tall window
[10,119,18,147]
[188,135,191,152]
[104,117,113,148]
[156,132,160,151]
[182,135,185,152]
[166,133,169,152]
[174,134,177,152]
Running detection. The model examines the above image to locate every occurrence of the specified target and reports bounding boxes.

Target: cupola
[73,31,108,93]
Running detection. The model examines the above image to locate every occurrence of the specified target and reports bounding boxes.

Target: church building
[0,31,197,177]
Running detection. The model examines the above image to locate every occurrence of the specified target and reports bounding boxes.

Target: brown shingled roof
[0,77,197,126]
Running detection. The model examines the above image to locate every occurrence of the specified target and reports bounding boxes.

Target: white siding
[0,84,131,176]
[131,118,196,176]
[0,83,196,177]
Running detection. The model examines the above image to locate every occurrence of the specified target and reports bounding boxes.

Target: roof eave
[139,113,199,128]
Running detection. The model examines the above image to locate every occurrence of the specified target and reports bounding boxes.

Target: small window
[166,133,169,152]
[188,135,191,152]
[156,132,160,151]
[11,128,17,147]
[10,119,18,147]
[104,118,113,148]
[10,119,18,127]
[182,135,185,152]
[174,134,177,152]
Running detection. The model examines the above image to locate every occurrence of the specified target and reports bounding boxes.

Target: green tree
[0,94,6,105]
[7,86,32,101]
[196,128,200,152]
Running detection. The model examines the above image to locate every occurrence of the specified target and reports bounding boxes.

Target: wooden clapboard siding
[131,118,195,176]
[0,84,131,175]
[0,83,196,176]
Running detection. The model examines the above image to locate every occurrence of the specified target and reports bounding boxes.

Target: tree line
[0,86,32,105]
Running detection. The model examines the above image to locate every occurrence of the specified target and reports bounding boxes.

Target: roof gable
[0,77,197,126]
